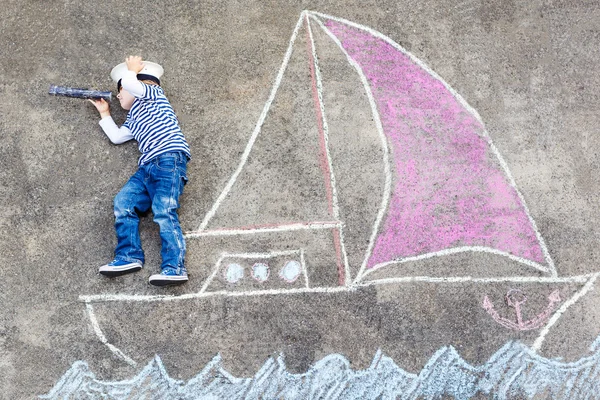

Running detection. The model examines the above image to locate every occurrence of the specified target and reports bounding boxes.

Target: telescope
[48,85,112,101]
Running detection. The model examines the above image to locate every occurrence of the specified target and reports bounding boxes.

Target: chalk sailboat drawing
[80,11,600,366]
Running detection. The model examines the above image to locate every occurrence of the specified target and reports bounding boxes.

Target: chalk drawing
[251,263,270,282]
[79,10,600,367]
[80,273,600,366]
[85,304,137,367]
[533,272,600,351]
[304,13,350,286]
[306,14,392,287]
[281,260,302,283]
[225,263,244,284]
[314,12,554,276]
[41,335,600,399]
[184,9,556,284]
[184,221,342,238]
[359,246,552,278]
[195,14,305,233]
[483,289,561,331]
[201,250,309,293]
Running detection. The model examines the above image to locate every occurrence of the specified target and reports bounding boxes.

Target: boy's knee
[114,192,132,218]
[152,207,177,221]
[152,198,180,224]
[152,196,178,214]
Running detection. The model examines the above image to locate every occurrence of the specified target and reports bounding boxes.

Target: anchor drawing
[483,289,561,331]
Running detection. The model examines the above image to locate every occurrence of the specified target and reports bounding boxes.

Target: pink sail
[323,19,546,269]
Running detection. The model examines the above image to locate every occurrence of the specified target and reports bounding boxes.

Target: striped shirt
[98,71,191,165]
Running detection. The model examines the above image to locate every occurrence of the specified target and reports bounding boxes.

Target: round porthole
[280,260,301,283]
[252,263,269,282]
[224,263,244,283]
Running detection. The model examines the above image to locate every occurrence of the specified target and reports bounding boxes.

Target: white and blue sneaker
[99,259,143,277]
[148,266,188,286]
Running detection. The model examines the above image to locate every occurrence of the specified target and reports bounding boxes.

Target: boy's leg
[112,168,151,266]
[146,153,188,285]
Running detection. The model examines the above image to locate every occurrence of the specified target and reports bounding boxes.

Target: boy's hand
[126,55,145,74]
[88,99,110,118]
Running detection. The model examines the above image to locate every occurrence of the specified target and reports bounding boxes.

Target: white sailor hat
[111,61,164,89]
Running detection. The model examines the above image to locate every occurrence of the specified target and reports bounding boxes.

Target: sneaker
[148,266,188,286]
[99,259,143,277]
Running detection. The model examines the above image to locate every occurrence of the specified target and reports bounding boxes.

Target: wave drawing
[41,335,600,399]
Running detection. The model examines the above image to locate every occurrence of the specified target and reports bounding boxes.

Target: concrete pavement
[2,0,600,398]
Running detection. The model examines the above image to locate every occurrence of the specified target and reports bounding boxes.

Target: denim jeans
[113,152,189,274]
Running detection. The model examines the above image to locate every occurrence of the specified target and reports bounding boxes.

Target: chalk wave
[41,338,600,399]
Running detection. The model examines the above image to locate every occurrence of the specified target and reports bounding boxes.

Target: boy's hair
[137,74,160,86]
[117,74,161,91]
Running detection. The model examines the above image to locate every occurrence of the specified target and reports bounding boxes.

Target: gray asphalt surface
[2,0,600,398]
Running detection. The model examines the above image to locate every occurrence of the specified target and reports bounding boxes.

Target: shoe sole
[148,275,189,286]
[99,264,142,278]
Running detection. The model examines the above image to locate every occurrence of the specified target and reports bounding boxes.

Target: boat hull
[83,277,598,374]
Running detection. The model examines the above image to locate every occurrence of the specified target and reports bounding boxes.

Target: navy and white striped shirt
[98,70,191,165]
[123,83,191,165]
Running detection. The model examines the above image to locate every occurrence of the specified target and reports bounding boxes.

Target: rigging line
[305,14,349,286]
[532,272,600,352]
[309,14,392,285]
[197,12,307,231]
[188,219,341,234]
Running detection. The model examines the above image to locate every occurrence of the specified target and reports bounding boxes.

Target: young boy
[89,56,191,286]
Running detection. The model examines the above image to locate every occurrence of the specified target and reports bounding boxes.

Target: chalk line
[532,272,600,352]
[487,139,557,276]
[196,12,306,232]
[305,14,350,286]
[307,11,484,123]
[79,272,597,304]
[185,221,342,238]
[358,274,595,285]
[85,303,137,367]
[359,246,552,281]
[300,249,310,288]
[198,254,225,294]
[308,15,392,286]
[218,250,303,259]
[500,364,527,399]
[80,286,353,304]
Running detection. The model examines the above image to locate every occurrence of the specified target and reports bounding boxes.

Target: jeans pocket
[155,155,177,172]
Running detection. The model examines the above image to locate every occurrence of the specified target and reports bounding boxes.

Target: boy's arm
[121,56,159,100]
[120,70,146,98]
[88,99,134,144]
[99,116,134,144]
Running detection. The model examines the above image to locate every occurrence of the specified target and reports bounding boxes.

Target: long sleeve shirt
[98,70,191,165]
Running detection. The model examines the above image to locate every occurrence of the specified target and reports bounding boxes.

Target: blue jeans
[113,152,189,274]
